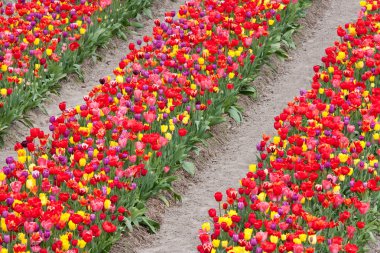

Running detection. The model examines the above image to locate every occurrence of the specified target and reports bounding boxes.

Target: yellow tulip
[104,199,111,209]
[212,240,220,248]
[202,222,210,232]
[79,158,86,167]
[299,234,307,242]
[78,239,86,248]
[270,235,279,244]
[68,220,77,230]
[249,164,257,172]
[161,125,168,133]
[293,238,301,244]
[1,218,7,232]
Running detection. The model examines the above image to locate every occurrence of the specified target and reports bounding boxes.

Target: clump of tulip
[0,0,109,106]
[0,0,156,144]
[197,1,380,253]
[0,0,302,251]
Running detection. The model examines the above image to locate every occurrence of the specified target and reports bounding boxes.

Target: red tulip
[261,241,276,253]
[337,26,347,37]
[208,208,216,217]
[214,192,223,202]
[58,101,66,111]
[345,243,358,253]
[82,230,93,243]
[178,128,188,137]
[69,42,80,51]
[70,214,83,224]
[102,221,117,233]
[356,221,365,229]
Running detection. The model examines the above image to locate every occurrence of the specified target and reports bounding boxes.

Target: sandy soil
[121,0,379,253]
[0,0,188,163]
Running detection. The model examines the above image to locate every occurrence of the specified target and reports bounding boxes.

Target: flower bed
[0,0,314,252]
[197,1,380,253]
[0,0,154,144]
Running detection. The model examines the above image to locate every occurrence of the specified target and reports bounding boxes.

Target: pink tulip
[322,180,332,190]
[134,89,142,100]
[158,136,168,146]
[347,226,356,238]
[118,137,128,148]
[255,231,267,243]
[358,202,370,214]
[37,157,47,168]
[243,37,252,47]
[129,155,137,163]
[143,111,156,123]
[41,220,54,230]
[24,221,38,233]
[278,222,289,230]
[347,124,355,133]
[10,181,22,193]
[293,244,304,253]
[146,96,156,106]
[135,141,145,150]
[90,199,104,212]
[257,202,269,213]
[329,243,340,253]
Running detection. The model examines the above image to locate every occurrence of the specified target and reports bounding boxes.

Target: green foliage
[182,161,196,175]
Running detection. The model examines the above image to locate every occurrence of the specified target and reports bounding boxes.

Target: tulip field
[0,0,379,252]
[197,1,380,253]
[0,0,154,144]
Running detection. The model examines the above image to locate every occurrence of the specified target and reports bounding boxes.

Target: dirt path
[0,0,187,163]
[128,1,373,253]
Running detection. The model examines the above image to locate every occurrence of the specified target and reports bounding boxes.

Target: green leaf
[73,64,84,82]
[117,30,128,40]
[171,190,182,202]
[203,131,214,139]
[141,217,160,233]
[182,161,196,175]
[195,120,201,131]
[130,21,144,28]
[0,125,8,132]
[239,85,257,99]
[136,13,143,22]
[275,49,289,60]
[208,116,226,126]
[130,206,146,220]
[369,232,377,242]
[37,104,48,115]
[192,146,201,156]
[143,8,153,19]
[158,194,170,207]
[19,117,33,128]
[127,30,139,36]
[124,217,133,231]
[228,106,243,123]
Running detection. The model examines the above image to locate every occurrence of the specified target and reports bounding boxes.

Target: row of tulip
[0,0,154,144]
[197,1,380,253]
[0,0,312,252]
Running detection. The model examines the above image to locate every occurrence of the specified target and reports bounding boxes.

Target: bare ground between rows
[110,0,380,252]
[0,0,188,162]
